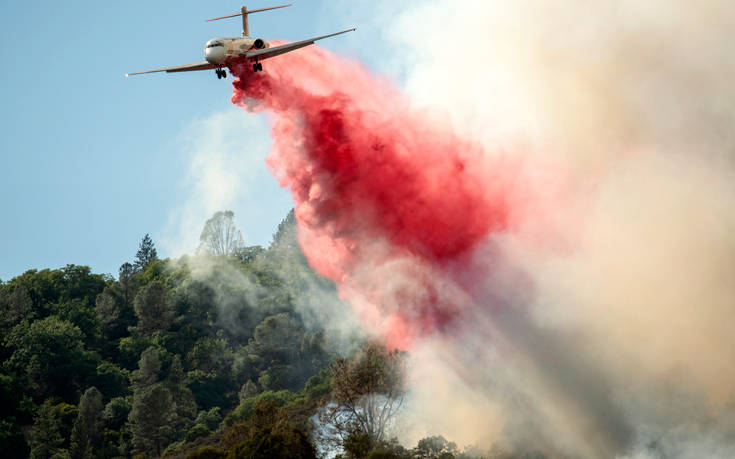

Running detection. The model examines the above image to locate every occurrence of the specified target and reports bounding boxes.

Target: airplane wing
[126,60,216,76]
[245,28,355,61]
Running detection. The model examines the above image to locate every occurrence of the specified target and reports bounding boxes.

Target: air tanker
[126,4,354,79]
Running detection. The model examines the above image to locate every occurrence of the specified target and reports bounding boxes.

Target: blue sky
[0,1,390,281]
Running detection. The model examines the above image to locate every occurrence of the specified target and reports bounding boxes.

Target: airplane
[126,4,355,79]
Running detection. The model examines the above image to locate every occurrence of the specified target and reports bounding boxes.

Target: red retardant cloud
[229,46,547,349]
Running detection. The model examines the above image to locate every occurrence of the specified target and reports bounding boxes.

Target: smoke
[160,108,291,257]
[226,1,735,457]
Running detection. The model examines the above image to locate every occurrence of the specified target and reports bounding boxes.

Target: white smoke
[334,1,735,457]
[161,108,291,257]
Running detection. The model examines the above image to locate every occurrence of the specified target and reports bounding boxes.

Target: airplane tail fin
[206,4,292,36]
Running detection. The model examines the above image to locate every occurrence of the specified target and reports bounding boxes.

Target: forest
[0,211,512,459]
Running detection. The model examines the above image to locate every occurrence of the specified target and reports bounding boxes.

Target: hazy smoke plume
[228,1,735,457]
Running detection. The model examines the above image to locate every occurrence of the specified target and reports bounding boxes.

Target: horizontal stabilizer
[207,4,292,36]
[206,4,292,22]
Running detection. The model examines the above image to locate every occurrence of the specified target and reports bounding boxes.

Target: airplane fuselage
[204,36,270,66]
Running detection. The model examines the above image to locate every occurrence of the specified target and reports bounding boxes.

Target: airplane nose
[205,47,225,64]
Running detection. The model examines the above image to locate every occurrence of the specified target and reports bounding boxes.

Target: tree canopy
[0,211,488,459]
[134,233,158,272]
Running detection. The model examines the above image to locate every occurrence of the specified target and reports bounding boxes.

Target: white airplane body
[127,4,354,78]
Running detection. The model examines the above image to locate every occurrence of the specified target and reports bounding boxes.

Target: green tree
[103,396,131,431]
[0,285,33,330]
[95,287,121,336]
[412,436,457,459]
[227,424,316,459]
[188,336,234,375]
[128,348,175,456]
[29,401,69,459]
[225,400,316,459]
[247,313,303,366]
[194,407,223,431]
[117,334,153,370]
[0,370,33,459]
[69,387,103,459]
[5,316,95,401]
[132,280,174,336]
[239,380,259,402]
[269,209,297,251]
[129,383,173,456]
[199,210,244,256]
[166,355,197,439]
[186,423,213,443]
[186,336,237,410]
[132,347,162,389]
[54,298,99,344]
[134,234,158,272]
[118,262,137,309]
[3,266,105,322]
[56,265,107,308]
[89,361,129,400]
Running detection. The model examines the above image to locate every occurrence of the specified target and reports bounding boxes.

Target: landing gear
[215,68,227,79]
[252,62,263,72]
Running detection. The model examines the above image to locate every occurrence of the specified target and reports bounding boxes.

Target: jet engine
[252,38,269,49]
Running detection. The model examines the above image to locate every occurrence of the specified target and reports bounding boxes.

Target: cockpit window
[207,43,224,48]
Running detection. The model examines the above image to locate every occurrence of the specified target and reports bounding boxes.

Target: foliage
[166,354,198,439]
[224,400,316,459]
[413,436,458,459]
[103,397,132,431]
[186,423,213,443]
[0,211,419,458]
[69,386,103,459]
[132,280,174,336]
[4,315,96,401]
[195,407,223,431]
[0,284,33,330]
[134,234,158,272]
[129,384,174,456]
[225,390,299,426]
[89,361,130,400]
[0,372,34,458]
[320,341,407,452]
[226,423,316,459]
[187,446,227,459]
[29,401,69,459]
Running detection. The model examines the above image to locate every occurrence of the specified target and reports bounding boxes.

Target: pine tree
[132,281,174,336]
[132,347,161,389]
[95,288,120,334]
[166,355,197,439]
[29,402,69,459]
[128,347,175,456]
[69,420,92,459]
[129,384,174,456]
[134,234,158,272]
[270,209,297,250]
[69,387,103,459]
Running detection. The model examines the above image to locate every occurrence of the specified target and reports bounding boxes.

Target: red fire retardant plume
[229,47,535,349]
